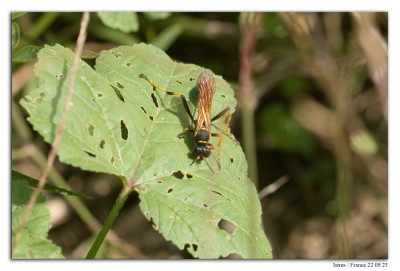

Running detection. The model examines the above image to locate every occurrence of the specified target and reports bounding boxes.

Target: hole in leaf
[120,120,128,140]
[116,81,124,89]
[176,80,182,84]
[149,217,158,230]
[192,244,198,252]
[148,115,154,121]
[202,203,208,208]
[92,98,96,103]
[112,51,122,57]
[210,189,223,196]
[55,74,63,79]
[36,97,44,104]
[178,134,185,139]
[110,156,115,164]
[189,77,195,81]
[184,244,190,252]
[187,209,195,214]
[186,174,193,179]
[157,180,162,183]
[23,96,32,103]
[125,62,132,67]
[84,150,96,158]
[172,171,184,179]
[226,253,242,259]
[167,188,173,193]
[151,93,159,108]
[221,94,226,98]
[100,139,105,149]
[140,106,147,114]
[98,93,103,97]
[230,156,234,164]
[111,85,125,102]
[87,123,94,136]
[210,189,232,201]
[218,219,237,234]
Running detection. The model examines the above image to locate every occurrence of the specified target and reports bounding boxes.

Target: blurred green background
[11,12,388,259]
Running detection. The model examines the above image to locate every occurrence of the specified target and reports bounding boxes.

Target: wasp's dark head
[194,145,211,160]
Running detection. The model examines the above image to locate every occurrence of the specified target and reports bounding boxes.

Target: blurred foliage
[12,12,388,259]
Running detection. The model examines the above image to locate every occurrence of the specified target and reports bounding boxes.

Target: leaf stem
[85,185,133,259]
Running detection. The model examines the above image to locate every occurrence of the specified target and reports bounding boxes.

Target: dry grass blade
[12,12,90,257]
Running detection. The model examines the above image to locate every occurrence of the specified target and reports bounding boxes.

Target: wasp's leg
[211,107,236,142]
[140,73,194,122]
[210,133,223,165]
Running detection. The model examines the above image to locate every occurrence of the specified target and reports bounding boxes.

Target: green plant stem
[28,12,60,40]
[333,119,353,258]
[12,99,33,142]
[241,109,258,188]
[86,185,133,259]
[88,24,139,45]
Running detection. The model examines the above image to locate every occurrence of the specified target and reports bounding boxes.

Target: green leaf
[350,130,378,155]
[12,45,41,63]
[12,12,26,20]
[20,43,272,259]
[81,49,99,59]
[97,12,139,33]
[143,12,171,21]
[12,22,20,50]
[12,170,91,199]
[12,179,64,259]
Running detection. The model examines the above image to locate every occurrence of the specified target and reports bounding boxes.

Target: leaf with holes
[12,179,64,259]
[20,43,272,259]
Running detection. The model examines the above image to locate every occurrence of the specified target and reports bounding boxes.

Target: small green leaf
[12,180,64,259]
[12,45,42,63]
[12,22,20,50]
[12,12,26,20]
[12,170,91,199]
[350,130,378,155]
[97,12,139,33]
[81,49,99,59]
[143,12,171,21]
[21,43,272,259]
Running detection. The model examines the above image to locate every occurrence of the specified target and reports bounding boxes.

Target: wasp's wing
[196,71,215,132]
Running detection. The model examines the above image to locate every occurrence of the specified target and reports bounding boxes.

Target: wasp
[139,71,234,168]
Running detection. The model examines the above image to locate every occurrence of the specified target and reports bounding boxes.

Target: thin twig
[258,175,290,200]
[12,12,90,257]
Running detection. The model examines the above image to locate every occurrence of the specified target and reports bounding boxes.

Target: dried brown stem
[12,12,90,257]
[239,12,264,188]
